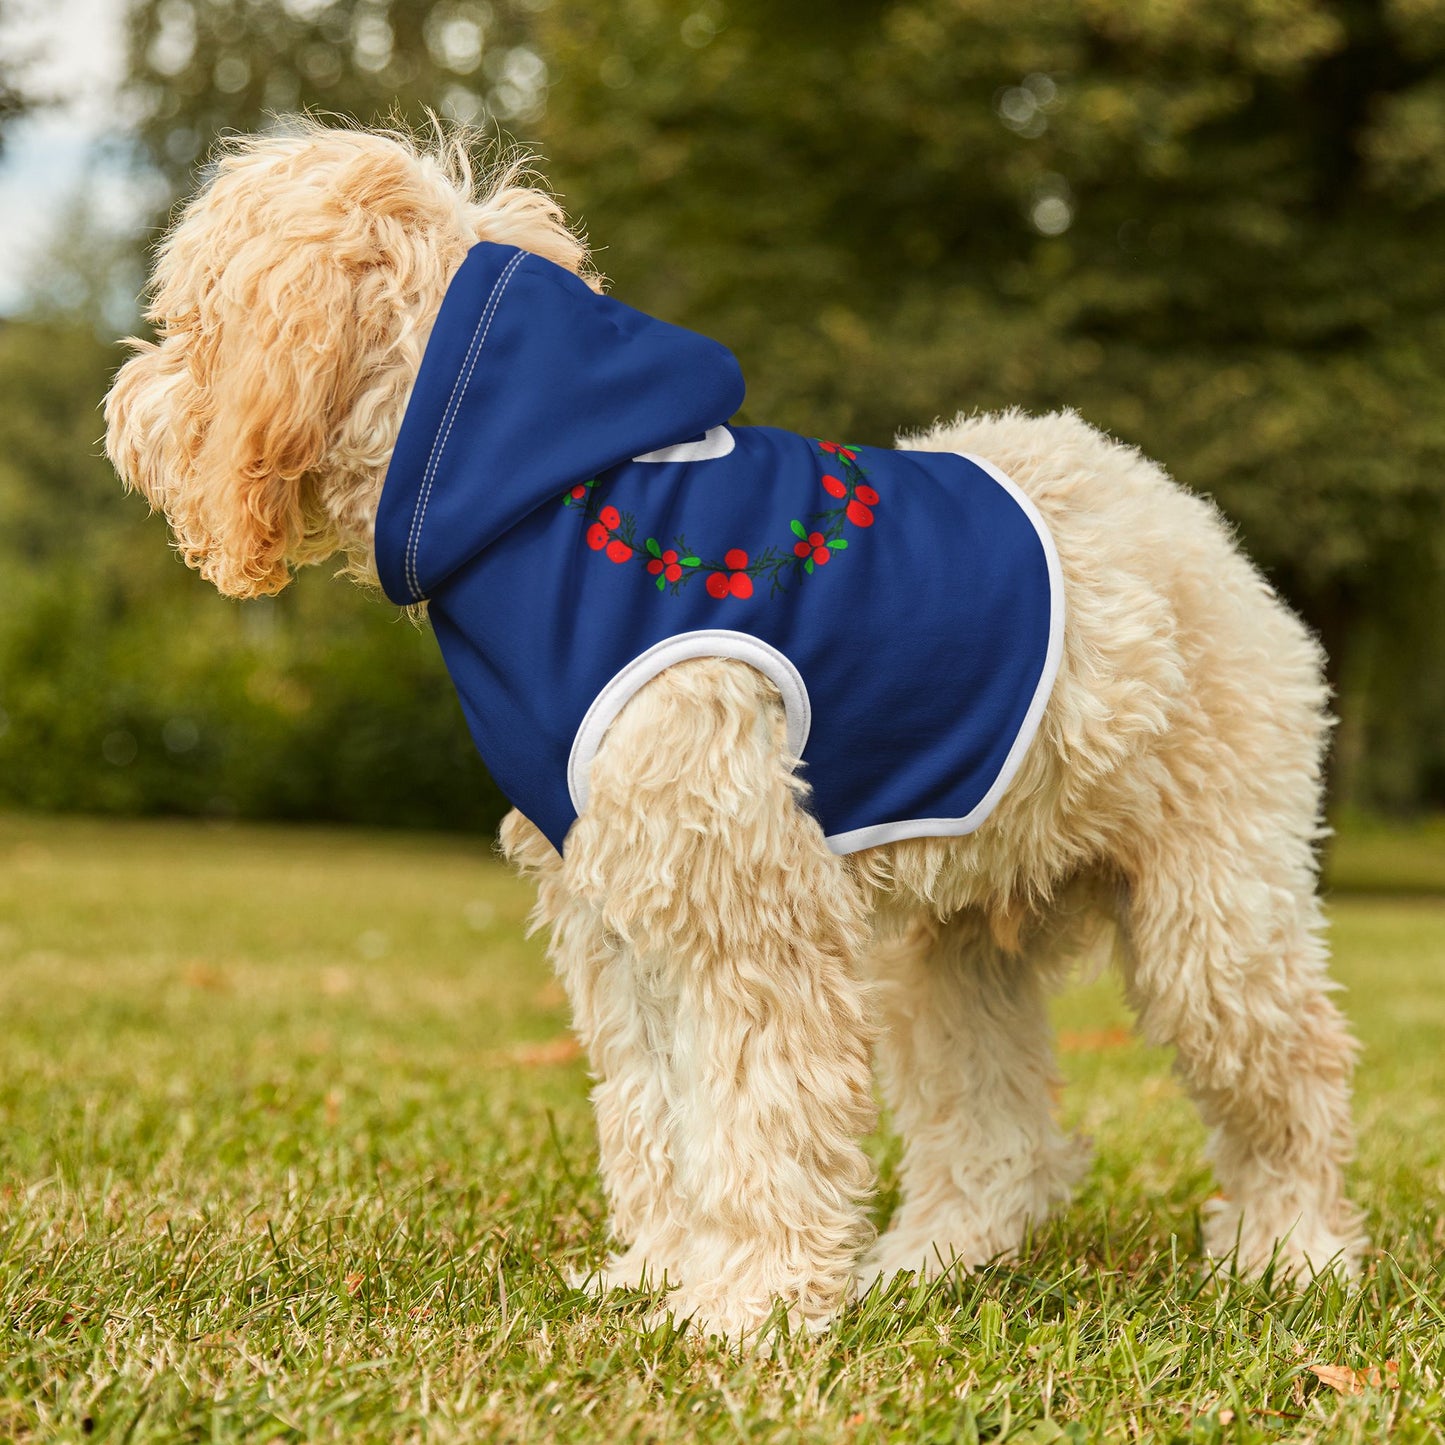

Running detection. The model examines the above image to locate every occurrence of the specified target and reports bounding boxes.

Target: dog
[104,122,1365,1341]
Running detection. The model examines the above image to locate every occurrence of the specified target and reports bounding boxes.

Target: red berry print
[648,548,683,582]
[567,438,878,598]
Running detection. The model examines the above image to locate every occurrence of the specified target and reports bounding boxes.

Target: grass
[1,812,1443,1443]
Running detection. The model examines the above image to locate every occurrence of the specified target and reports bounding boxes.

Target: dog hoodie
[374,242,1063,854]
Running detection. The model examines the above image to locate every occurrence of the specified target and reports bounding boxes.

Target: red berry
[665,563,682,582]
[821,474,847,498]
[794,541,811,558]
[724,548,748,570]
[729,572,754,599]
[813,547,830,564]
[570,484,587,500]
[706,573,731,598]
[855,484,879,506]
[662,550,678,564]
[819,441,839,453]
[599,505,621,529]
[841,448,857,461]
[808,531,825,548]
[605,539,632,563]
[647,558,664,575]
[846,500,874,527]
[586,522,608,550]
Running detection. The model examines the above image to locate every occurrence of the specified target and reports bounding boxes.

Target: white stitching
[405,248,527,600]
[406,249,525,599]
[404,295,488,599]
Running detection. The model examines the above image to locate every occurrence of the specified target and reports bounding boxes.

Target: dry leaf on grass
[1309,1362,1399,1395]
[181,961,229,992]
[534,980,567,1009]
[501,1037,584,1068]
[1057,1027,1133,1052]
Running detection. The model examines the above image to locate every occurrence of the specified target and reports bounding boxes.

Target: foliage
[2,812,1444,1440]
[0,0,37,155]
[4,0,1443,822]
[0,317,507,832]
[124,0,547,192]
[535,0,1445,806]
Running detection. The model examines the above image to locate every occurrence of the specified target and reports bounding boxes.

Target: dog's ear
[122,239,366,599]
[105,134,439,599]
[183,242,357,598]
[104,127,596,598]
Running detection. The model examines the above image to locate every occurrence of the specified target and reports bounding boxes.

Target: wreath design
[561,439,879,599]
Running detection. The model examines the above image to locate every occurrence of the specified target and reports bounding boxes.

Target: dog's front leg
[501,809,685,1290]
[564,659,878,1343]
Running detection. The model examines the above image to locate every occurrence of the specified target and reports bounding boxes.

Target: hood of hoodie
[374,243,746,605]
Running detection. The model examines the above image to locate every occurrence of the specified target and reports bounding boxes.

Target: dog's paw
[1202,1196,1367,1282]
[570,1245,674,1296]
[856,1233,996,1296]
[645,1288,836,1350]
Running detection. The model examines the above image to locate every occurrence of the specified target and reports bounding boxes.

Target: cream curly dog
[105,124,1364,1341]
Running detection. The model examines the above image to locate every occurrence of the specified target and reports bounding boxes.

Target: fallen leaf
[503,1037,584,1068]
[1057,1027,1133,1052]
[534,980,567,1009]
[344,1273,364,1296]
[181,962,229,992]
[1309,1361,1399,1395]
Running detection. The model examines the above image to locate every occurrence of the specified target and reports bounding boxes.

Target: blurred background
[1,0,1442,834]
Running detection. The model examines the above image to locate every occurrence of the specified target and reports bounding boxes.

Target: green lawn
[2,813,1443,1443]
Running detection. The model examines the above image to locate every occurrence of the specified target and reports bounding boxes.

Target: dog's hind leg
[1118,822,1365,1279]
[860,909,1089,1289]
[563,659,878,1342]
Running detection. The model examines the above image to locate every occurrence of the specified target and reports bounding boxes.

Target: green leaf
[830,539,848,550]
[681,556,700,567]
[804,558,814,574]
[645,537,662,558]
[656,574,666,591]
[790,519,808,539]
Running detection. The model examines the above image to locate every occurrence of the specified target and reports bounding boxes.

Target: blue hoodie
[374,243,1063,854]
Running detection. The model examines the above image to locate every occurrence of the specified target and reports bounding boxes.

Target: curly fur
[105,122,1365,1343]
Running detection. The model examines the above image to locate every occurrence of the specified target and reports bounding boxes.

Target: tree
[79,0,1445,812]
[535,0,1445,807]
[0,0,38,153]
[123,0,547,195]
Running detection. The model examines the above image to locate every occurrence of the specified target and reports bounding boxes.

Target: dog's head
[105,122,591,598]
